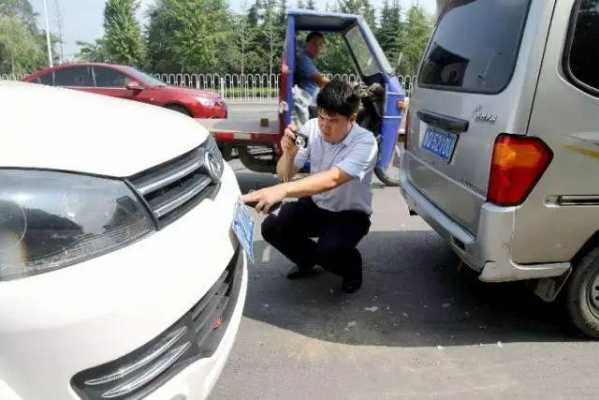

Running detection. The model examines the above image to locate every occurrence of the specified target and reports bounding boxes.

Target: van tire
[566,247,599,338]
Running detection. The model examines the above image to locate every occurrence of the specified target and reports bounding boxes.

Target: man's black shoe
[286,266,316,280]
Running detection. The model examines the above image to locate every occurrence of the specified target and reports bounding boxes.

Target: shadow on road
[244,231,580,348]
[233,168,581,348]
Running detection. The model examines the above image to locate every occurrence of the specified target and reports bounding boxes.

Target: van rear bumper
[399,169,570,282]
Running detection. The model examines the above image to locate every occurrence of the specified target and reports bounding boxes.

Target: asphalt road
[209,105,598,400]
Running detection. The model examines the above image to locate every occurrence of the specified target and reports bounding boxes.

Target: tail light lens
[487,134,553,206]
[404,110,411,150]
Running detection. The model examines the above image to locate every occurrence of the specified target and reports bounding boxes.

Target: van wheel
[165,104,191,117]
[567,247,599,338]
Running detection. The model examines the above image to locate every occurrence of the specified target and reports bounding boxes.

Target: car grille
[71,246,244,400]
[127,136,224,228]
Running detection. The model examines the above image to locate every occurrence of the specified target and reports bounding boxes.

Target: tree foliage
[377,0,403,69]
[337,0,376,28]
[396,5,433,75]
[103,0,145,66]
[76,38,110,63]
[72,0,435,77]
[0,15,45,74]
[145,0,232,73]
[0,0,58,75]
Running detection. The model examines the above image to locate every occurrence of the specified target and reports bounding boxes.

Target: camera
[294,132,309,149]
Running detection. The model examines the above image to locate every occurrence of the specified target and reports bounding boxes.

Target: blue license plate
[422,128,458,162]
[232,201,255,264]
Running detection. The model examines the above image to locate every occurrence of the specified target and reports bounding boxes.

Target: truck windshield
[419,0,532,93]
[345,25,382,77]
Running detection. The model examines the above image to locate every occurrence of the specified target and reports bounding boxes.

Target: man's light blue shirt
[296,49,320,99]
[294,119,378,215]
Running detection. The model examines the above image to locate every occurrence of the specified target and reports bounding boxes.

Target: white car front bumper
[0,164,247,400]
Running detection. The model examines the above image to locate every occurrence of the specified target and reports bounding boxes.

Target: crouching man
[241,80,377,293]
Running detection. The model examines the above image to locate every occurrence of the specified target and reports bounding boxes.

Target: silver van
[400,0,599,337]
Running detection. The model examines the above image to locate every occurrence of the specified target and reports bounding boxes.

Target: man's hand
[241,185,287,214]
[281,124,299,157]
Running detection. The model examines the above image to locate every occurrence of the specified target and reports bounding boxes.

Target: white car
[0,82,249,400]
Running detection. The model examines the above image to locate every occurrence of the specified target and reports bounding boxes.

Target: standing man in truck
[296,31,331,102]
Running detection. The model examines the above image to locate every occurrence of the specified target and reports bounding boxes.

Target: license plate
[422,127,458,162]
[232,201,255,264]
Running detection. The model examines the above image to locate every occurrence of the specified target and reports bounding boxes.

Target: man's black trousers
[261,197,371,278]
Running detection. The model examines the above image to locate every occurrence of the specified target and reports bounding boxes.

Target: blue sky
[31,0,437,61]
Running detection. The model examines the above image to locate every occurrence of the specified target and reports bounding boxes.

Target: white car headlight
[0,170,154,281]
[195,96,216,107]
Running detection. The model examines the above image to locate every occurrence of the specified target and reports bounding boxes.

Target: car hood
[155,85,221,99]
[1,82,209,177]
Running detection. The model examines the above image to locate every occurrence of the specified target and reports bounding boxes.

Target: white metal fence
[154,73,416,103]
[2,72,417,103]
[1,73,27,81]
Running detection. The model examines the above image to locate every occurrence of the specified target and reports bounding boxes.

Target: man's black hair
[306,31,324,43]
[316,80,360,118]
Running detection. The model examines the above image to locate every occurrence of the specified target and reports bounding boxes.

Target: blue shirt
[296,49,320,99]
[294,119,378,215]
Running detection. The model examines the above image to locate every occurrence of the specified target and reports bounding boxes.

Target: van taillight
[487,134,553,206]
[404,110,411,150]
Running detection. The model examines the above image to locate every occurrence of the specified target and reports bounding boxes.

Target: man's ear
[349,113,358,122]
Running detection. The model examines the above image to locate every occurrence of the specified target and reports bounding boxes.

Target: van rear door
[404,0,552,234]
[511,0,599,264]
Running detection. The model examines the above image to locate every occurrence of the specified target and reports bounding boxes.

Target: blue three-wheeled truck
[198,9,407,186]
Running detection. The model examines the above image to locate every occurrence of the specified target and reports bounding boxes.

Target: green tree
[397,5,433,75]
[247,2,259,26]
[239,0,286,74]
[337,0,376,28]
[103,0,145,66]
[0,0,38,33]
[76,38,110,63]
[227,13,249,74]
[0,15,45,74]
[377,0,403,70]
[145,0,178,71]
[145,0,232,73]
[0,0,58,75]
[278,0,287,24]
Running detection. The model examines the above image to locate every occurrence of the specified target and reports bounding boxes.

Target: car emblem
[204,151,221,183]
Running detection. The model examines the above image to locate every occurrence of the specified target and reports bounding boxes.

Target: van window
[419,0,531,93]
[566,0,599,95]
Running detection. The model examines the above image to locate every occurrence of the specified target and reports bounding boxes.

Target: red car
[23,63,228,118]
